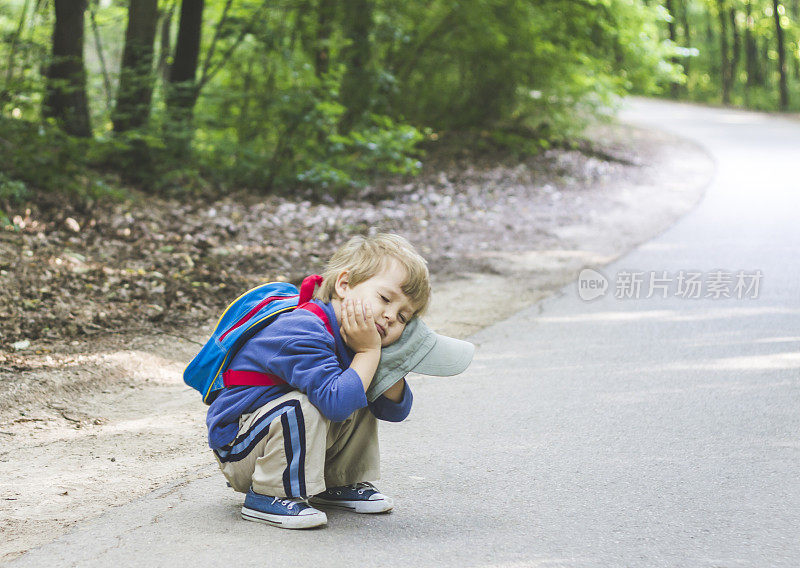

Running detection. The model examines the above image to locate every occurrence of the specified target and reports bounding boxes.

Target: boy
[206,233,473,529]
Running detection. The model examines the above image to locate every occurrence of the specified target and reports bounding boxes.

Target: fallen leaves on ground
[0,135,636,359]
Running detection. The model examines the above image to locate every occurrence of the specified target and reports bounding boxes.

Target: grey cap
[366,318,475,402]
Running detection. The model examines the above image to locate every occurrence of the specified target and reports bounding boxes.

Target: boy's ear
[334,270,350,298]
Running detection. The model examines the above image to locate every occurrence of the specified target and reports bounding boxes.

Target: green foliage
[485,129,552,160]
[0,171,29,226]
[382,0,674,136]
[0,172,29,203]
[192,35,423,196]
[183,0,670,195]
[88,129,165,186]
[649,0,800,111]
[0,116,127,202]
[297,113,425,195]
[1,0,681,198]
[0,1,50,117]
[0,116,86,193]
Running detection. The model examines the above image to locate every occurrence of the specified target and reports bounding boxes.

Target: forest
[0,0,797,346]
[0,0,797,208]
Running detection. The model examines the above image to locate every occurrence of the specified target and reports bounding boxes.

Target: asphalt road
[10,98,800,567]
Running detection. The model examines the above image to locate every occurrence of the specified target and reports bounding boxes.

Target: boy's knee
[295,394,330,430]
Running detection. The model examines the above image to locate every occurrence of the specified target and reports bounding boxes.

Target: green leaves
[0,0,685,198]
[296,113,424,194]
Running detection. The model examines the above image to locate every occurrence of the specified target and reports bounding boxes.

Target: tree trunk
[42,0,91,137]
[165,0,204,157]
[679,0,692,80]
[792,0,800,80]
[236,54,255,156]
[706,7,719,81]
[772,0,790,109]
[729,6,740,89]
[158,5,175,85]
[89,6,113,112]
[762,39,773,88]
[745,0,759,89]
[717,0,732,104]
[315,0,335,78]
[113,0,159,132]
[665,0,680,97]
[339,0,373,132]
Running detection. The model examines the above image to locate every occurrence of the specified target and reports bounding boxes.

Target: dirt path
[0,121,714,562]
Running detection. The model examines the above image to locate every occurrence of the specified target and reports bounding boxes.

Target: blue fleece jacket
[206,300,412,450]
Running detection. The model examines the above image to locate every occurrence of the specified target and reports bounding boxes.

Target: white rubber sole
[309,496,394,514]
[241,506,327,529]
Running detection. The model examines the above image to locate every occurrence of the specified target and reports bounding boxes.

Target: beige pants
[213,390,381,498]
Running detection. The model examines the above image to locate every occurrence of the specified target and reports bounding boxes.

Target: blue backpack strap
[219,292,299,342]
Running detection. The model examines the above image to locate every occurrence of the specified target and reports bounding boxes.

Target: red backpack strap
[297,274,334,335]
[222,369,286,387]
[297,302,334,337]
[299,274,324,304]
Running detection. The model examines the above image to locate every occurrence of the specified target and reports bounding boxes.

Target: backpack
[183,274,333,404]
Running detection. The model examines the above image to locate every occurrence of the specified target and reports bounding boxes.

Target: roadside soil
[0,120,715,562]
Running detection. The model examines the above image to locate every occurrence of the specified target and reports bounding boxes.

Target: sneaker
[309,482,394,513]
[241,488,327,529]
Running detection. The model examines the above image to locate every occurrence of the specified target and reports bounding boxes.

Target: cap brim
[409,333,475,376]
[366,319,476,402]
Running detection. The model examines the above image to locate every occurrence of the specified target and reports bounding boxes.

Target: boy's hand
[340,298,381,353]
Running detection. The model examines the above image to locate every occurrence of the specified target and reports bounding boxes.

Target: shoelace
[349,482,376,494]
[271,496,306,510]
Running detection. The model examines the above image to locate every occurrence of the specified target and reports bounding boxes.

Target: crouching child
[205,233,474,529]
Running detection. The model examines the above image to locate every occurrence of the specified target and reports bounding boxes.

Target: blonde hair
[314,233,431,316]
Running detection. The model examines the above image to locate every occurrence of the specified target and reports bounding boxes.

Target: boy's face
[335,261,415,347]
